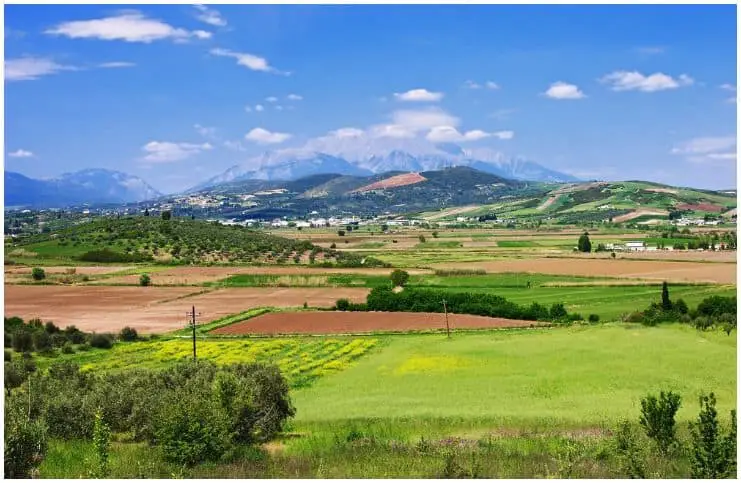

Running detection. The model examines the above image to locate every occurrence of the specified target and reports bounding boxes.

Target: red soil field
[211,311,541,335]
[676,203,724,213]
[352,172,427,193]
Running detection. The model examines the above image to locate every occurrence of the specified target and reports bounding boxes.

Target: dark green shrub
[550,303,568,320]
[588,314,600,323]
[335,298,351,311]
[44,321,60,334]
[4,349,11,362]
[118,327,139,342]
[90,334,113,350]
[390,269,410,287]
[32,331,52,352]
[697,296,737,318]
[64,326,86,345]
[689,393,736,478]
[31,268,45,281]
[4,398,48,478]
[639,390,681,454]
[139,273,151,287]
[12,330,33,353]
[154,393,232,466]
[674,298,688,315]
[61,343,75,354]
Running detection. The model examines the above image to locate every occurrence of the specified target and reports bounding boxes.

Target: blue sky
[4,4,737,193]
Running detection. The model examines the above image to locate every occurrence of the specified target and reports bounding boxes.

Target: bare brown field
[211,311,540,335]
[676,202,725,213]
[4,285,370,333]
[4,285,199,333]
[613,209,669,223]
[352,172,427,192]
[432,258,736,284]
[4,266,128,276]
[537,196,558,211]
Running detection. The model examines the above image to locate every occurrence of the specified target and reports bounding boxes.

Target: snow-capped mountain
[5,169,161,207]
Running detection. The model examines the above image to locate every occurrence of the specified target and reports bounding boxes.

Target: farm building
[625,241,647,251]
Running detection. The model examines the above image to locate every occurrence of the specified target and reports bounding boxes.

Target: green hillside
[5,216,385,266]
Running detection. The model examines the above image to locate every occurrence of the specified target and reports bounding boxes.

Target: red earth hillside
[352,172,427,193]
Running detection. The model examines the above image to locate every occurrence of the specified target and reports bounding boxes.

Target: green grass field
[291,324,736,425]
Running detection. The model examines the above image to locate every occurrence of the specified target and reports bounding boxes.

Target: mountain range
[4,169,161,208]
[193,136,578,191]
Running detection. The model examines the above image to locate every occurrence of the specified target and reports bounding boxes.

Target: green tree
[390,269,410,287]
[118,326,139,342]
[161,210,172,221]
[4,394,48,478]
[139,273,151,287]
[31,268,45,281]
[689,393,737,478]
[661,281,672,311]
[418,235,427,243]
[639,390,681,454]
[577,232,592,253]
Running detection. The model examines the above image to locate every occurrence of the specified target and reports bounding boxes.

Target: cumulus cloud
[8,149,34,158]
[671,136,736,163]
[254,104,264,112]
[543,82,585,99]
[5,57,77,81]
[194,124,217,140]
[141,141,212,163]
[391,108,460,131]
[265,96,278,103]
[45,12,211,43]
[329,128,364,138]
[369,124,416,139]
[98,61,135,68]
[245,128,291,144]
[393,88,444,102]
[286,93,303,101]
[600,71,694,92]
[193,4,226,27]
[426,126,513,143]
[720,84,736,103]
[210,48,284,74]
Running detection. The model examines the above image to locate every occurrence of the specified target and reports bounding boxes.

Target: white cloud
[45,12,211,43]
[193,4,226,27]
[223,140,246,152]
[393,88,444,102]
[426,126,512,143]
[286,93,303,101]
[464,80,499,90]
[245,128,291,144]
[543,81,585,99]
[210,48,283,74]
[194,124,217,139]
[369,124,416,139]
[391,108,460,131]
[720,84,736,103]
[329,128,364,138]
[600,70,694,92]
[98,61,135,68]
[489,108,516,120]
[254,104,264,112]
[8,149,34,158]
[141,141,212,163]
[671,136,736,164]
[265,96,278,103]
[275,105,284,111]
[5,57,77,81]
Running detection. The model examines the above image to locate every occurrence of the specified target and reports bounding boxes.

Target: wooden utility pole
[442,299,450,338]
[186,305,199,362]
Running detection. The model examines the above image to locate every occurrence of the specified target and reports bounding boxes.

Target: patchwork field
[4,285,369,333]
[211,311,540,336]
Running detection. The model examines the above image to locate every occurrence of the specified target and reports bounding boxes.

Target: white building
[625,241,647,251]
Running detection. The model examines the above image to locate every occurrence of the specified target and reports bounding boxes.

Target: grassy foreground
[37,323,736,478]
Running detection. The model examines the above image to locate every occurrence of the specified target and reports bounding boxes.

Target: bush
[61,343,75,354]
[697,296,737,318]
[337,230,345,237]
[32,331,52,352]
[31,267,46,281]
[390,269,410,287]
[64,325,86,345]
[418,235,426,243]
[139,273,151,287]
[4,400,48,478]
[118,327,139,342]
[639,390,681,454]
[330,243,337,249]
[90,334,114,349]
[550,303,568,320]
[689,392,736,478]
[335,298,351,311]
[588,314,600,323]
[12,330,33,353]
[44,321,60,334]
[674,298,688,315]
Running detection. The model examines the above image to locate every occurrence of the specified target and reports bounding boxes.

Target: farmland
[4,216,737,478]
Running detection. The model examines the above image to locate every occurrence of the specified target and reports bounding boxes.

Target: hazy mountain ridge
[5,169,162,208]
